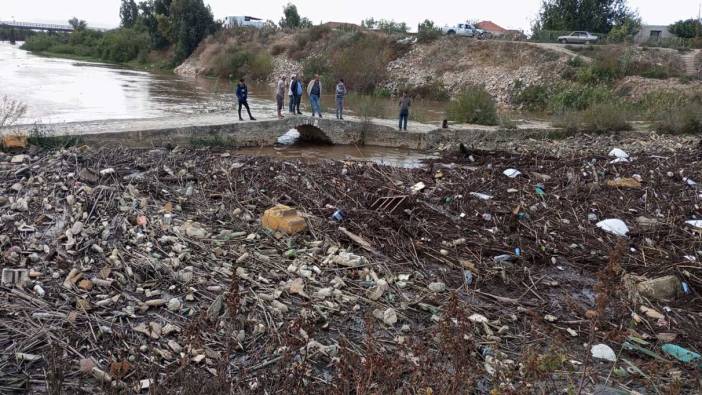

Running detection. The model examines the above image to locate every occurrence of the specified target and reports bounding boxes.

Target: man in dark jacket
[236,79,255,121]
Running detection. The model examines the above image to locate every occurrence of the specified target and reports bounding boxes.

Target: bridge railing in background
[0,21,74,32]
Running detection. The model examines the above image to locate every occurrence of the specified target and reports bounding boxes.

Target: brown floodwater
[0,42,448,124]
[234,144,438,168]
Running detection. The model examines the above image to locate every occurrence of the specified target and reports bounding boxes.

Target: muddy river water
[1,42,445,165]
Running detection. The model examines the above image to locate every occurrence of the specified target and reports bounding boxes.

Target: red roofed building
[476,21,508,35]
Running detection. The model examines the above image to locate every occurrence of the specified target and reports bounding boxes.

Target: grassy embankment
[21,29,173,71]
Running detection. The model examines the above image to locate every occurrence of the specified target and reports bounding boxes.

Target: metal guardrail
[0,21,74,31]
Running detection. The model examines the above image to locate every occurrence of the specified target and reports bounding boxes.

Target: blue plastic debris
[661,344,701,364]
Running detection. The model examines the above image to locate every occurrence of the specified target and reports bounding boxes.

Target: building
[223,16,266,29]
[634,25,678,44]
[476,21,508,36]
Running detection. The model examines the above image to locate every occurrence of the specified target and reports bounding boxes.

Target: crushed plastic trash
[608,148,629,159]
[591,344,617,362]
[661,344,701,364]
[277,129,300,145]
[686,220,702,229]
[682,282,691,295]
[535,184,545,197]
[331,209,346,222]
[464,270,473,285]
[470,192,493,201]
[596,219,629,237]
[411,182,426,194]
[503,169,522,178]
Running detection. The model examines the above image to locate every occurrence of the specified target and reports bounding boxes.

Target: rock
[2,135,27,149]
[383,308,398,326]
[78,168,99,184]
[330,252,367,267]
[79,358,97,373]
[366,279,389,300]
[168,340,182,353]
[271,300,289,313]
[78,279,94,291]
[181,221,208,239]
[544,314,557,322]
[636,275,681,301]
[591,344,617,362]
[428,282,447,293]
[10,197,28,211]
[167,298,182,311]
[10,154,29,164]
[261,205,307,235]
[468,314,489,323]
[71,221,84,235]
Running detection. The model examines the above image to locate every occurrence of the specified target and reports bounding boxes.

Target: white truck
[442,22,489,39]
[223,16,266,29]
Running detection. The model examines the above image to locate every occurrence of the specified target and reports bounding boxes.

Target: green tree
[68,17,87,31]
[669,19,702,39]
[279,3,311,29]
[120,0,140,28]
[418,19,442,42]
[168,0,217,62]
[535,0,637,33]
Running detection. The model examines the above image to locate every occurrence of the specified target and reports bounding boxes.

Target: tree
[418,19,442,42]
[120,0,139,28]
[168,0,217,62]
[279,3,311,29]
[68,17,87,31]
[534,0,637,33]
[669,19,701,39]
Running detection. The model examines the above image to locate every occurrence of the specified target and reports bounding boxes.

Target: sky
[1,0,701,31]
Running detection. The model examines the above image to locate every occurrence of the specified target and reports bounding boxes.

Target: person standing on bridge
[307,74,323,118]
[335,79,347,120]
[294,74,304,115]
[399,92,411,131]
[236,79,255,121]
[276,75,287,119]
[288,74,297,114]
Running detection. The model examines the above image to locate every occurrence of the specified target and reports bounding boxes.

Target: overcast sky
[1,0,701,31]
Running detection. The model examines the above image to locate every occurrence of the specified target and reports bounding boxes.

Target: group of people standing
[235,75,412,130]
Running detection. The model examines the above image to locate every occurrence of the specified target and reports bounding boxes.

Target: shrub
[21,34,63,52]
[328,33,394,94]
[303,55,331,80]
[211,47,273,81]
[417,20,442,43]
[644,93,702,134]
[512,82,551,112]
[446,86,498,125]
[0,96,27,128]
[548,83,613,113]
[553,102,631,134]
[579,102,632,133]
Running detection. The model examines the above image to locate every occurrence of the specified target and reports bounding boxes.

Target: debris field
[1,142,701,394]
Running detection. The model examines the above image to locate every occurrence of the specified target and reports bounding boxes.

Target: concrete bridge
[0,21,74,33]
[0,112,562,150]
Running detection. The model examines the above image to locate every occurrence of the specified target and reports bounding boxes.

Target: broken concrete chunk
[637,275,682,301]
[261,205,307,235]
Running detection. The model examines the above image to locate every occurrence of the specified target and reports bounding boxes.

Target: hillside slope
[175,27,695,107]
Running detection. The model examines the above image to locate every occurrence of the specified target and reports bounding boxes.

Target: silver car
[558,31,598,44]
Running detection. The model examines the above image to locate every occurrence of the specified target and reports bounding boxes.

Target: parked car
[442,23,490,39]
[557,31,599,44]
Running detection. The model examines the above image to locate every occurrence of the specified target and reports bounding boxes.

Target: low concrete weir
[1,112,562,150]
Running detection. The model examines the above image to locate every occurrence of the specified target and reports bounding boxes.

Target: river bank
[1,139,701,393]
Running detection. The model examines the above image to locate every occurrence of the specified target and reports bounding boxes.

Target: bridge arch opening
[277,124,332,146]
